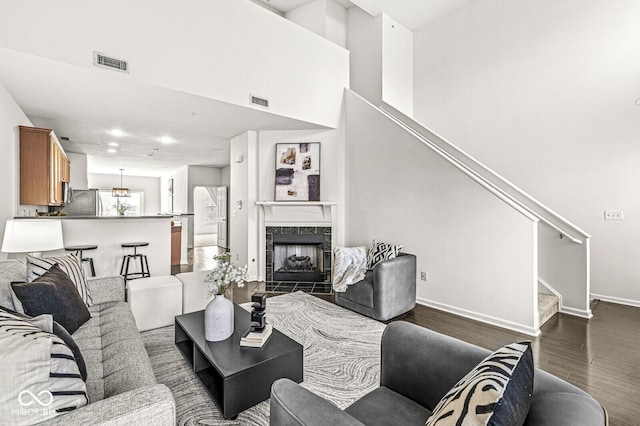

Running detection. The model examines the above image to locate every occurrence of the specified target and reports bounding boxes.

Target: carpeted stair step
[538,292,559,327]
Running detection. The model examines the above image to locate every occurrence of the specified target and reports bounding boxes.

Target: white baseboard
[560,306,593,318]
[591,293,640,308]
[416,297,540,337]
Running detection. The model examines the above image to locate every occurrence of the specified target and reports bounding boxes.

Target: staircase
[538,293,559,327]
[344,90,592,335]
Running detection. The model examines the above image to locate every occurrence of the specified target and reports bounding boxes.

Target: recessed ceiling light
[159,136,174,144]
[636,97,640,106]
[110,129,124,137]
[108,142,119,147]
[107,149,117,154]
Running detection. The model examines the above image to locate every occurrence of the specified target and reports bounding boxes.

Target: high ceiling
[0,48,319,177]
[349,0,476,30]
[255,0,475,30]
[1,0,476,177]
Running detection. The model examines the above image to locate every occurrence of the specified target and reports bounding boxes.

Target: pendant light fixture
[112,168,131,197]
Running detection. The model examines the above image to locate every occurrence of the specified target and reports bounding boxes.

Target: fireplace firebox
[266,226,331,284]
[273,234,324,282]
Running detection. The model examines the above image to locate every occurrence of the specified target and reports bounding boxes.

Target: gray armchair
[335,253,416,321]
[270,321,607,426]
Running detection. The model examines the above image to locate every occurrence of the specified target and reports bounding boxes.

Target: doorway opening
[193,186,227,249]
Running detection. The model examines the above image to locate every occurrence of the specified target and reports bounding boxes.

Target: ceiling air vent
[93,51,129,73]
[250,94,269,108]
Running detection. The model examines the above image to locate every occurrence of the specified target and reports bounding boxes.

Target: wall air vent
[93,51,129,73]
[250,94,269,108]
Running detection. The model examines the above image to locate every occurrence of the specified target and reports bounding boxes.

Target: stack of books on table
[240,324,273,348]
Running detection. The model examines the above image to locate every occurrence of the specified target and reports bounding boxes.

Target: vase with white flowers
[203,253,248,341]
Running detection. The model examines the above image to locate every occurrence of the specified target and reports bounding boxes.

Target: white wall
[347,8,382,106]
[381,14,413,116]
[0,83,32,259]
[345,91,538,334]
[326,0,347,48]
[0,0,349,128]
[220,166,231,187]
[286,0,347,48]
[187,166,223,214]
[67,152,88,190]
[88,173,161,215]
[347,10,413,115]
[229,132,252,272]
[413,0,640,305]
[168,166,189,215]
[286,0,326,39]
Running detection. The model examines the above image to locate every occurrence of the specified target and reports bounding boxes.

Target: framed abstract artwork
[275,142,320,201]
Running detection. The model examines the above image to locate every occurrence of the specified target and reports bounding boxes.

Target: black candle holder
[250,292,267,331]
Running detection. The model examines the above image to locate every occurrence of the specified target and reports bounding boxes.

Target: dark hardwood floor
[308,295,639,425]
[177,247,639,425]
[170,245,223,275]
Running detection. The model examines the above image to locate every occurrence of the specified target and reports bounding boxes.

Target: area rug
[141,291,386,425]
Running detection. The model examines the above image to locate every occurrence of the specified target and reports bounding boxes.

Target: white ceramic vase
[204,293,234,342]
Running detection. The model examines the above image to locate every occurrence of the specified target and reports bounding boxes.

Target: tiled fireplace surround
[265,226,332,293]
[258,201,335,294]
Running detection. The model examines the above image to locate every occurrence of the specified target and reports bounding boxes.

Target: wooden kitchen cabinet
[20,126,70,206]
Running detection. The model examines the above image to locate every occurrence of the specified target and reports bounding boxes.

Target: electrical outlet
[604,210,624,221]
[420,271,428,281]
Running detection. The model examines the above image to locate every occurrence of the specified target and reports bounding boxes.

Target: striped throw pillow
[0,310,88,425]
[26,254,92,306]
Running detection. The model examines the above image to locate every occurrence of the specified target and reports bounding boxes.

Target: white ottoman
[175,270,213,314]
[127,275,183,331]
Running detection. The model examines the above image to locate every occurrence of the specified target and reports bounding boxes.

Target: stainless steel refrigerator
[64,189,102,216]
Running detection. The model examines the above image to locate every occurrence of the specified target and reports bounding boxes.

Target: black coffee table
[174,305,303,419]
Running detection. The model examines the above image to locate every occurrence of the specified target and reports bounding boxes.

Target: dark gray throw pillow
[11,264,91,334]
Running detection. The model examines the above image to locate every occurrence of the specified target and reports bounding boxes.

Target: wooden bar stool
[65,245,98,277]
[120,242,151,283]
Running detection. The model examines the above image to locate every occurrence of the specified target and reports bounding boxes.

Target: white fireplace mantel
[256,201,336,225]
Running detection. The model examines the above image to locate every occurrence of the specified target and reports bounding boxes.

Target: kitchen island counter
[13,215,173,220]
[10,217,171,276]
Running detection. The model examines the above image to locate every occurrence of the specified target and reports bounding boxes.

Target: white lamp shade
[1,220,64,253]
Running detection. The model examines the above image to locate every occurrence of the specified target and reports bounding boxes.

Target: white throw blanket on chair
[332,246,368,292]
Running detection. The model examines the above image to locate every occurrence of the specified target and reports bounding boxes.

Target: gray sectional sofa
[0,259,176,425]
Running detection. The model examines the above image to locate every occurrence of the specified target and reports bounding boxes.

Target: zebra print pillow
[0,310,88,424]
[426,342,533,426]
[26,254,92,306]
[366,240,403,269]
